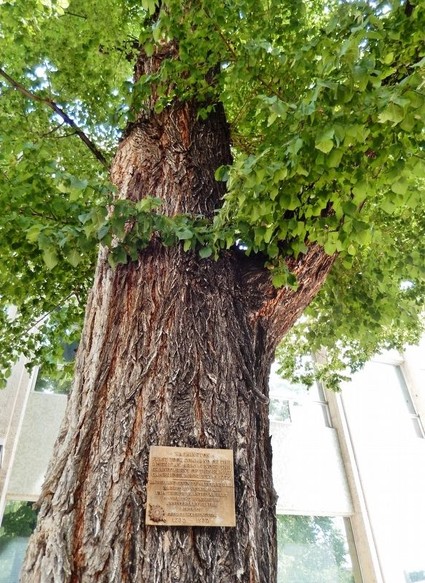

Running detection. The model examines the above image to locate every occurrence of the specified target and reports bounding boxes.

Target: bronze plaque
[146,446,236,527]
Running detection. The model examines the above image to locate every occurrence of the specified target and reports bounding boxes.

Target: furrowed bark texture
[21,83,335,582]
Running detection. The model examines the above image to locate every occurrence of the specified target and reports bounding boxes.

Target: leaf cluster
[0,0,425,386]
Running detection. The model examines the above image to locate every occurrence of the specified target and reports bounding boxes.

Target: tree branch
[62,10,87,19]
[241,245,336,352]
[405,0,414,17]
[0,67,109,168]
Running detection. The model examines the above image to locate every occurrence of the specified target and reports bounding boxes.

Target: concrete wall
[0,359,33,522]
[7,392,67,501]
[0,358,67,524]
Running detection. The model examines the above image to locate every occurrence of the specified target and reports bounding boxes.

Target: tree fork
[21,48,335,583]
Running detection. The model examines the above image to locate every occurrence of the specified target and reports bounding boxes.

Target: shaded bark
[21,56,335,582]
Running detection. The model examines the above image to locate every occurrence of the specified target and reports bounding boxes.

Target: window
[34,371,71,395]
[269,365,332,428]
[33,339,78,396]
[0,501,38,583]
[277,515,361,583]
[347,361,424,439]
[397,367,424,438]
[406,571,425,583]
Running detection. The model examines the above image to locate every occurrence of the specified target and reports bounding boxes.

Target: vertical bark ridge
[111,101,231,217]
[23,242,277,582]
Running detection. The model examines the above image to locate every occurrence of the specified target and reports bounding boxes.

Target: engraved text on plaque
[146,446,236,527]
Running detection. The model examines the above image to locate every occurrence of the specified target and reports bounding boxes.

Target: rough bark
[21,53,335,583]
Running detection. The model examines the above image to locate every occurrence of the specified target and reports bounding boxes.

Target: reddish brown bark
[21,53,334,583]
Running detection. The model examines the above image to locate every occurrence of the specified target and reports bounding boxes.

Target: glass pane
[270,398,291,422]
[269,365,332,428]
[405,571,425,582]
[289,400,332,428]
[0,501,37,583]
[269,366,308,399]
[0,537,29,583]
[34,371,71,395]
[345,362,424,438]
[277,515,357,583]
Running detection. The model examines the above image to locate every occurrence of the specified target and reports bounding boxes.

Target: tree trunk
[21,53,335,583]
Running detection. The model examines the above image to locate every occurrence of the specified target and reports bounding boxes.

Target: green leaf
[183,239,192,252]
[152,25,162,43]
[315,129,335,154]
[391,180,408,196]
[273,166,288,182]
[270,99,288,121]
[199,246,212,258]
[271,271,288,288]
[324,232,342,255]
[97,224,110,240]
[66,249,82,267]
[26,224,43,243]
[342,202,357,217]
[316,139,334,154]
[145,43,154,57]
[381,198,396,214]
[382,52,394,65]
[141,0,157,15]
[69,176,88,191]
[327,149,343,168]
[176,228,193,240]
[412,56,425,69]
[378,103,404,125]
[108,246,128,269]
[412,160,425,178]
[287,138,303,156]
[267,112,278,126]
[135,197,163,211]
[356,228,372,246]
[215,165,230,182]
[43,248,59,270]
[280,193,299,211]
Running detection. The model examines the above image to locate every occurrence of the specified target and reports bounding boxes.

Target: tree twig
[405,0,414,17]
[0,67,109,168]
[40,121,65,137]
[62,10,87,19]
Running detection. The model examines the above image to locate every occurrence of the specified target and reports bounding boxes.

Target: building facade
[270,339,425,583]
[1,342,425,582]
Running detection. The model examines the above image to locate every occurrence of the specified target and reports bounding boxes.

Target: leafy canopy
[0,0,424,387]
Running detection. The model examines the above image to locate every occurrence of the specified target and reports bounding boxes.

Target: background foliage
[0,0,424,388]
[277,515,354,582]
[0,502,38,539]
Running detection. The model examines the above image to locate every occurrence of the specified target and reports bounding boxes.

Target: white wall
[340,359,425,583]
[269,364,353,517]
[7,392,67,501]
[0,359,33,523]
[272,422,353,516]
